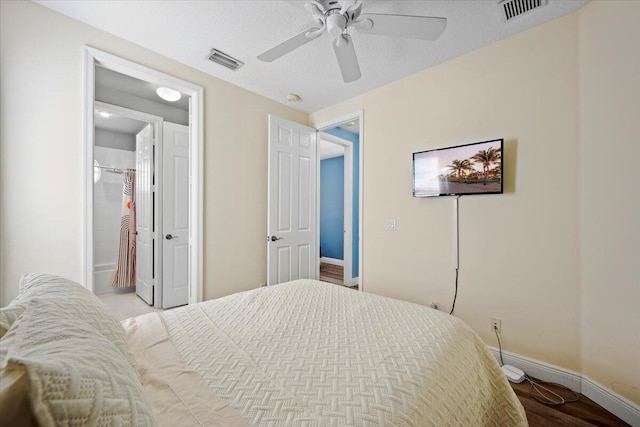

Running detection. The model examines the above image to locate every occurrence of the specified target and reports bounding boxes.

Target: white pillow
[0,304,25,338]
[3,298,158,427]
[9,273,137,369]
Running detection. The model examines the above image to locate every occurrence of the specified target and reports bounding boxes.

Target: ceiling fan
[257,0,447,83]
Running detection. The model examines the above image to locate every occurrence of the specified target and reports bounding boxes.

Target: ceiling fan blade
[257,29,322,62]
[304,1,325,17]
[357,14,446,40]
[333,34,361,83]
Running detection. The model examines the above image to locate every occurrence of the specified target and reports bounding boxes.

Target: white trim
[582,376,640,427]
[320,257,344,266]
[83,46,204,306]
[314,110,364,291]
[488,346,582,391]
[488,346,640,425]
[84,48,95,296]
[318,132,353,285]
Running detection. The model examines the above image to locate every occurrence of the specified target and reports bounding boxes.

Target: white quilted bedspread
[160,280,527,426]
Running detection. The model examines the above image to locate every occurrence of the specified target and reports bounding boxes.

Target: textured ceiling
[36,0,588,113]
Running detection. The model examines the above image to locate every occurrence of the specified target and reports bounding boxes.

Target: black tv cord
[449,268,459,315]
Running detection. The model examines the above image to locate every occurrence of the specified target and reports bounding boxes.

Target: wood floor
[510,380,629,426]
[319,262,358,290]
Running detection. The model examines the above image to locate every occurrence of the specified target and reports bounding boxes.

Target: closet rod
[95,165,136,174]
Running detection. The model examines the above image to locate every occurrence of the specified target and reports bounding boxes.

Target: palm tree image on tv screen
[413,139,503,197]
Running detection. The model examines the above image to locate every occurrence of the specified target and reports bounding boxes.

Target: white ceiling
[96,66,190,111]
[36,0,588,113]
[338,120,360,135]
[94,110,147,135]
[319,139,346,160]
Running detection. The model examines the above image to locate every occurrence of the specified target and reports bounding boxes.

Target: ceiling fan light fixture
[326,13,347,38]
[156,87,182,102]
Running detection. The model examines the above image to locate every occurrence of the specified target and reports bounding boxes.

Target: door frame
[84,46,204,305]
[313,111,364,290]
[317,133,354,286]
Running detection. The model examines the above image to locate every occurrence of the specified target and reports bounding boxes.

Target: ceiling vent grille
[207,49,244,71]
[498,0,548,22]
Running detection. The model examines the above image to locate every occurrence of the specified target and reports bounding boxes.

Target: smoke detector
[498,0,548,22]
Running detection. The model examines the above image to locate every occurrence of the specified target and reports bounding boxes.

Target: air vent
[207,48,244,71]
[498,0,548,22]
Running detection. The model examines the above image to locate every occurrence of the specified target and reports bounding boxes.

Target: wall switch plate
[385,219,396,231]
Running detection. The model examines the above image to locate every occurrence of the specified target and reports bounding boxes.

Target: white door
[162,122,190,308]
[135,124,154,304]
[267,115,317,285]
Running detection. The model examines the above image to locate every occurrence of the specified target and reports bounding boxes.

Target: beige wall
[0,1,307,305]
[2,0,638,406]
[310,2,640,404]
[578,2,640,404]
[313,12,582,371]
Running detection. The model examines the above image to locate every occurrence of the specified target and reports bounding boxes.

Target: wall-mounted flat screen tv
[413,139,503,197]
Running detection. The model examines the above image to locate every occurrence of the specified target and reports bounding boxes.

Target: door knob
[269,235,284,242]
[165,234,179,240]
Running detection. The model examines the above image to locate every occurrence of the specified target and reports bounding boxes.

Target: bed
[0,274,527,426]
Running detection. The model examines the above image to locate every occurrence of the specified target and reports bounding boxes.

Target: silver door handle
[268,235,283,242]
[165,234,179,240]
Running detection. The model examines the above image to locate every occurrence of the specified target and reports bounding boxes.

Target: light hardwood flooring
[319,262,359,290]
[510,380,628,426]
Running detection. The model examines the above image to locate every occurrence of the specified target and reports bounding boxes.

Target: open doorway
[317,119,360,289]
[93,102,157,298]
[84,47,204,310]
[266,113,363,290]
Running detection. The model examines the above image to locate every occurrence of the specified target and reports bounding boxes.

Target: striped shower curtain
[111,171,136,287]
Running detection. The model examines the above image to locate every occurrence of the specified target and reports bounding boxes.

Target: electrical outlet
[490,317,502,333]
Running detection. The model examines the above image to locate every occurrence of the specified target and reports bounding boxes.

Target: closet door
[135,124,154,305]
[162,122,190,308]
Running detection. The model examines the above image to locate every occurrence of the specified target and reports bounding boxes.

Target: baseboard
[488,346,640,426]
[488,346,582,392]
[320,257,344,266]
[582,376,640,427]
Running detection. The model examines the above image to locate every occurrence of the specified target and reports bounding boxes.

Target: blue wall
[324,128,359,278]
[320,156,344,260]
